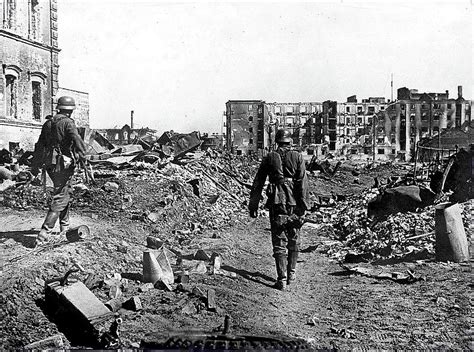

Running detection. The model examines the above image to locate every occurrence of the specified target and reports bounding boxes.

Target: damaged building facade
[96,113,156,146]
[226,87,471,160]
[225,100,269,155]
[380,86,472,160]
[0,0,89,151]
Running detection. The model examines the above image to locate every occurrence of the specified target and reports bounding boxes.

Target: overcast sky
[57,0,473,133]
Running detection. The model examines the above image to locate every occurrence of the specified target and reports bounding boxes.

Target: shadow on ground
[222,265,275,288]
[0,230,37,248]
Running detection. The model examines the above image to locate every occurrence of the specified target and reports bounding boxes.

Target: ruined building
[95,113,156,146]
[226,87,471,160]
[225,100,269,155]
[381,86,472,160]
[0,0,89,151]
[266,102,323,148]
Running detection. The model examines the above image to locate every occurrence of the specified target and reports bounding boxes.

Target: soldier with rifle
[31,96,87,245]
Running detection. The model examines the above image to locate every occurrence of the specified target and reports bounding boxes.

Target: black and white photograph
[0,0,472,349]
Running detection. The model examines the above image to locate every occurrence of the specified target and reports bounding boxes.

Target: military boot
[273,255,287,291]
[36,210,59,245]
[287,251,298,285]
[59,205,70,233]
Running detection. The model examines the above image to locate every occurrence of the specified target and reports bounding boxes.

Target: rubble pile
[2,182,50,209]
[311,190,437,262]
[1,152,257,239]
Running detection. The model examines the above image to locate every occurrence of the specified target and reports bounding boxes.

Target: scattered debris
[122,296,143,311]
[341,264,424,284]
[24,334,65,349]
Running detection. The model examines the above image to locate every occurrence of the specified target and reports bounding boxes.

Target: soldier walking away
[31,96,86,246]
[248,129,310,290]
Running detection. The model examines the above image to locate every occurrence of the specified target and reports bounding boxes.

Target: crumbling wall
[0,36,54,150]
[0,37,53,120]
[0,121,42,150]
[56,87,90,127]
[226,101,264,155]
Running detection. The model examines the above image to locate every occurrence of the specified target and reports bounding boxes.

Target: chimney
[445,90,449,98]
[458,86,463,99]
[130,110,134,129]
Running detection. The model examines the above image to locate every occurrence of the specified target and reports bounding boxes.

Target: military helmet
[275,129,292,144]
[56,96,76,111]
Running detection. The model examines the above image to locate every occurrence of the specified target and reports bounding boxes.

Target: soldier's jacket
[32,114,86,168]
[249,147,310,211]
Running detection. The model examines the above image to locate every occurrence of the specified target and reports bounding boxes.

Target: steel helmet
[56,96,76,111]
[275,129,292,144]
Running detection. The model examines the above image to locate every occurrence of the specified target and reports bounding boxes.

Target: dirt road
[0,206,471,349]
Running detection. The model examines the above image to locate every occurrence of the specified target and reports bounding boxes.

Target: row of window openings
[4,0,42,38]
[347,106,382,114]
[5,75,43,120]
[401,103,454,110]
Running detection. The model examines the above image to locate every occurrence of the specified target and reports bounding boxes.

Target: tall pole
[391,73,393,102]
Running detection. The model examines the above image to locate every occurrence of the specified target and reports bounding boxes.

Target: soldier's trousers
[269,204,300,257]
[41,166,74,232]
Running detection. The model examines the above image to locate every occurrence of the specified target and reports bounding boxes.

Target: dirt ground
[0,164,472,349]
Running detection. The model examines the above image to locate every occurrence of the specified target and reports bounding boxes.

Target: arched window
[4,67,21,118]
[29,72,46,121]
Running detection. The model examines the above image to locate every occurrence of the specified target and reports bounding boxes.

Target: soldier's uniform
[32,108,86,243]
[249,143,309,289]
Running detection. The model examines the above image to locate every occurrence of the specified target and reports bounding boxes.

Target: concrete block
[206,289,216,312]
[45,281,113,326]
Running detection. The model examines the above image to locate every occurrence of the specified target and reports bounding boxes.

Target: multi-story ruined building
[266,102,323,147]
[225,100,269,155]
[226,87,470,159]
[381,86,472,160]
[225,100,323,155]
[0,0,88,151]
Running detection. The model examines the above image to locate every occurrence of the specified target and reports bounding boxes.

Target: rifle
[79,159,96,185]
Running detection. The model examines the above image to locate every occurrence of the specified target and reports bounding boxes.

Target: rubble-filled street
[1,1,473,350]
[0,151,472,349]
